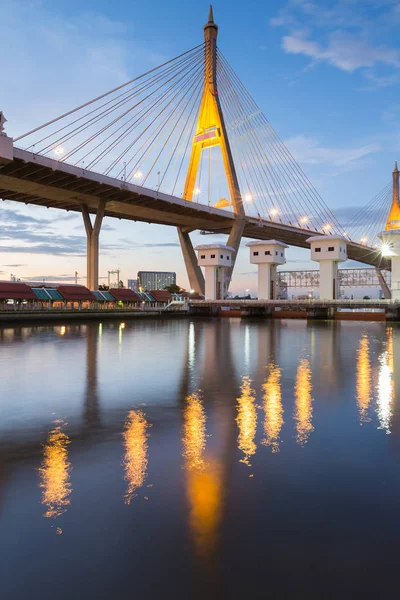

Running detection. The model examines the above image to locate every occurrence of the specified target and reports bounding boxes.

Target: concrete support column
[392,257,400,300]
[82,199,106,290]
[226,218,245,293]
[177,227,205,295]
[307,235,348,301]
[319,261,339,300]
[247,240,288,300]
[378,230,400,300]
[204,266,217,300]
[258,263,277,300]
[195,244,236,300]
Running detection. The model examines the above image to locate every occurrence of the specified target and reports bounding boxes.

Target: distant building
[127,279,139,292]
[138,271,176,291]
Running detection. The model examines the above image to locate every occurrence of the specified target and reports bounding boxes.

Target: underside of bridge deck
[0,149,390,273]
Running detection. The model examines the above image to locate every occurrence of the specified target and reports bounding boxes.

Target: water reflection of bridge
[0,320,399,504]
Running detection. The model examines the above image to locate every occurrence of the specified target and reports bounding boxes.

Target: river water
[0,318,399,599]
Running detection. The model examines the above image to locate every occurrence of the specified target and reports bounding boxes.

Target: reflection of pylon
[386,161,400,230]
[183,7,244,217]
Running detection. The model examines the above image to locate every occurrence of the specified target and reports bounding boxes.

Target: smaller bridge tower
[378,162,400,300]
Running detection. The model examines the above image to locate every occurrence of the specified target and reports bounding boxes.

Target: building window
[253,251,259,256]
[315,248,321,253]
[275,251,278,255]
[281,252,283,257]
[220,255,223,259]
[226,256,230,260]
[265,250,271,255]
[328,246,334,252]
[210,254,215,258]
[200,255,205,259]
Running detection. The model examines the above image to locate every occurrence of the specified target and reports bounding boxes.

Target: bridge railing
[189,299,398,307]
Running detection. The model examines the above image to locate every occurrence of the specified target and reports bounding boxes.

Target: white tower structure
[306,235,347,300]
[378,162,400,300]
[378,231,400,300]
[195,244,236,300]
[0,112,13,165]
[247,240,288,300]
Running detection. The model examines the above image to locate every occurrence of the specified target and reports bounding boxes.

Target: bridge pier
[82,200,106,290]
[247,240,288,299]
[177,228,205,295]
[195,244,236,300]
[307,235,348,300]
[225,218,245,292]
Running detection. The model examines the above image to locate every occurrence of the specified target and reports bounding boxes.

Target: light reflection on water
[182,392,207,471]
[39,420,72,519]
[236,376,257,466]
[2,320,400,598]
[294,358,313,446]
[122,410,150,504]
[377,328,395,434]
[356,334,372,425]
[182,391,222,556]
[262,363,283,453]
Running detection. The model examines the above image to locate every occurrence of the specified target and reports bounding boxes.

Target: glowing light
[186,461,222,557]
[270,208,278,217]
[377,328,394,434]
[360,237,368,244]
[39,421,72,519]
[244,194,253,202]
[190,289,195,294]
[356,334,371,425]
[133,171,142,179]
[262,363,284,453]
[323,223,332,231]
[182,392,207,472]
[54,146,64,156]
[122,410,150,504]
[294,358,313,446]
[193,187,201,195]
[236,376,257,466]
[300,216,309,225]
[60,326,66,336]
[120,322,126,329]
[381,243,392,257]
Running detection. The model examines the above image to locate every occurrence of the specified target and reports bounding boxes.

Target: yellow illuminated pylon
[386,161,400,230]
[183,7,244,217]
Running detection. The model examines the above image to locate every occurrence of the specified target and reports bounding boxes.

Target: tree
[164,284,183,294]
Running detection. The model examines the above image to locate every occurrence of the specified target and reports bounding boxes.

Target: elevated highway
[0,147,389,269]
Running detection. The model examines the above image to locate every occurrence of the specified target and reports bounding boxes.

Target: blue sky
[1,0,400,292]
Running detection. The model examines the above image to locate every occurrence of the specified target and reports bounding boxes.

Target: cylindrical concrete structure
[195,244,236,300]
[378,229,400,300]
[307,235,348,300]
[247,240,288,300]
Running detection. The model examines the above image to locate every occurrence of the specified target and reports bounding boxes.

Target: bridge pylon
[178,6,244,296]
[378,161,400,300]
[385,161,400,230]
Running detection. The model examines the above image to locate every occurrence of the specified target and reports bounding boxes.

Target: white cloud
[282,31,400,72]
[284,135,381,167]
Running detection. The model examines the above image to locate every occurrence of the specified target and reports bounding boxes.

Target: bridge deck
[0,148,389,269]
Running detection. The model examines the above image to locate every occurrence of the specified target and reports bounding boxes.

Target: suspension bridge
[0,7,395,296]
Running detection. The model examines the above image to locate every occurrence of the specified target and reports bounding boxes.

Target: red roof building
[0,282,36,300]
[149,290,172,302]
[56,285,96,301]
[109,288,140,302]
